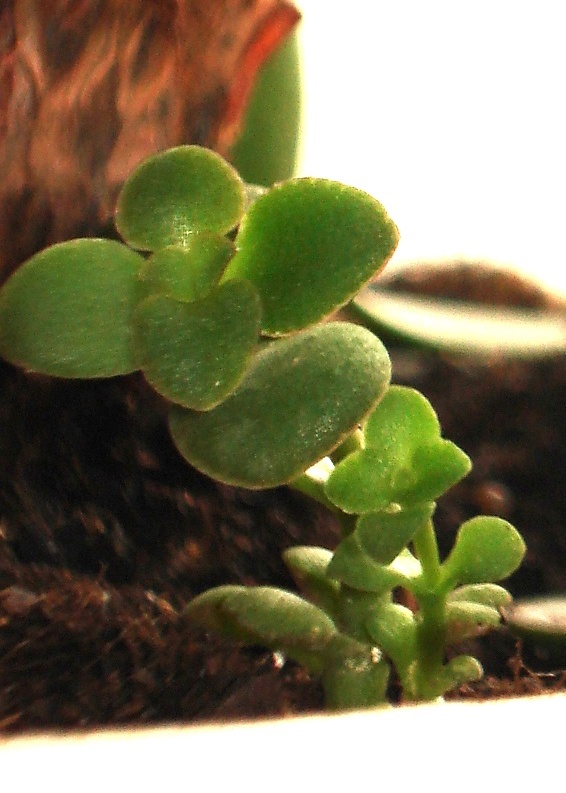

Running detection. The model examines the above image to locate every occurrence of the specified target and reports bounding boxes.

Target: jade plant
[0,144,526,709]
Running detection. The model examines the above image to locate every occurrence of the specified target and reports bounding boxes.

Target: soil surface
[1,262,566,732]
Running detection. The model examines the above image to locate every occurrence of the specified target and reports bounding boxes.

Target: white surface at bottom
[1,693,563,792]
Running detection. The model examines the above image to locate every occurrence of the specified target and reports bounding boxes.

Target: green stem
[329,428,364,464]
[291,472,338,513]
[411,519,448,700]
[290,474,357,539]
[412,518,441,587]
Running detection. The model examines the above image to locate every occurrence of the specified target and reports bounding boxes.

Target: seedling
[187,385,525,707]
[0,144,526,709]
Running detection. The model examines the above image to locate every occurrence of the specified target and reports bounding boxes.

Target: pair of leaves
[322,386,471,576]
[326,385,472,515]
[327,516,524,596]
[328,534,421,594]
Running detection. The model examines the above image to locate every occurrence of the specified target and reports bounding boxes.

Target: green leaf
[396,439,471,503]
[223,178,399,335]
[139,234,235,302]
[134,280,261,410]
[363,385,440,450]
[185,585,338,674]
[445,598,503,644]
[324,447,399,514]
[437,655,483,695]
[169,322,391,488]
[327,534,408,594]
[442,516,526,586]
[183,584,249,640]
[230,30,302,187]
[448,583,512,609]
[325,386,450,514]
[446,601,502,630]
[357,503,435,565]
[0,239,143,377]
[408,654,483,700]
[115,145,245,251]
[365,602,417,674]
[283,546,340,615]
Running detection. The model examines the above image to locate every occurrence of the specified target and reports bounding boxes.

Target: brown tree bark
[0,0,299,281]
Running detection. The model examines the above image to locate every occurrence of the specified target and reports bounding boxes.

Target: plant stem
[411,519,448,700]
[412,518,441,587]
[329,428,364,464]
[290,474,358,539]
[290,472,338,513]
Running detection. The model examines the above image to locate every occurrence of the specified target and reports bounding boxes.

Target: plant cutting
[0,143,526,712]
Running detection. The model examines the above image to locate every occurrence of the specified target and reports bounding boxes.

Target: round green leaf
[115,145,245,251]
[408,654,483,700]
[443,655,483,689]
[357,503,435,565]
[223,178,399,335]
[442,516,526,586]
[364,385,440,450]
[0,239,143,377]
[134,280,261,410]
[169,322,391,488]
[140,234,235,302]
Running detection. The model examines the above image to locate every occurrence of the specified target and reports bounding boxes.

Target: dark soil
[1,262,565,732]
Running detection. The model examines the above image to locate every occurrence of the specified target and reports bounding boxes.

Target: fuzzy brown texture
[0,0,299,280]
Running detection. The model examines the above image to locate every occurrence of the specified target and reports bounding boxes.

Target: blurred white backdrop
[295,1,566,297]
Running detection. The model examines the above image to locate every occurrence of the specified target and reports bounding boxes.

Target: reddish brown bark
[0,0,300,281]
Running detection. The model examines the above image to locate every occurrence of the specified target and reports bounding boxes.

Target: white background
[295,1,566,297]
